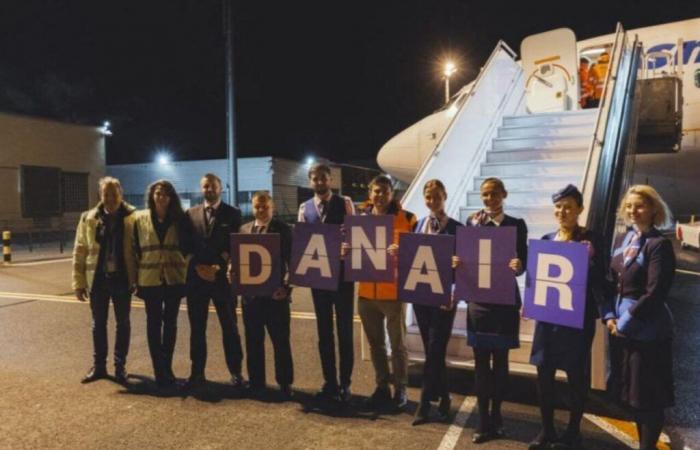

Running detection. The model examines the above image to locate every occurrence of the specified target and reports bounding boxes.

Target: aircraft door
[521,28,579,113]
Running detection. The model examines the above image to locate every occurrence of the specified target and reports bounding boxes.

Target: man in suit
[297,163,356,403]
[180,173,245,390]
[232,191,294,399]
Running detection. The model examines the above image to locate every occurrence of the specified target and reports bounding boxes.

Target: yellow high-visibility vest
[134,210,187,287]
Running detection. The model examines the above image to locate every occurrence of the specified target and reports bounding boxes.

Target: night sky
[0,1,698,166]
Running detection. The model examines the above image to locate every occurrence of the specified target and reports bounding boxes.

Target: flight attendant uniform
[412,214,462,417]
[530,226,612,443]
[465,211,527,434]
[609,227,675,450]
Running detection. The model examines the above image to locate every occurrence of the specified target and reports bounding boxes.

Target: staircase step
[467,188,575,208]
[492,135,591,151]
[497,122,594,139]
[480,159,584,177]
[461,205,559,224]
[502,109,598,128]
[486,146,588,163]
[473,174,580,191]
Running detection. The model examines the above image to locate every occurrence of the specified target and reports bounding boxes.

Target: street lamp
[443,61,457,104]
[156,152,171,166]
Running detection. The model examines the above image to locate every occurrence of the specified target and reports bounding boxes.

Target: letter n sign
[523,239,589,329]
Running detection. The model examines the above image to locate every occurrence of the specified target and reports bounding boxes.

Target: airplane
[378,17,700,217]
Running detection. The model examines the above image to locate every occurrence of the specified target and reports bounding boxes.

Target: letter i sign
[523,239,590,329]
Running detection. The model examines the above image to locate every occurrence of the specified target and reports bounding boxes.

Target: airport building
[0,112,107,233]
[107,157,380,220]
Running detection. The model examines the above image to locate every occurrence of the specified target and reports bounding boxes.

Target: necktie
[205,206,215,234]
[429,216,440,233]
[319,200,328,222]
[623,229,642,266]
[472,209,488,226]
[257,225,265,234]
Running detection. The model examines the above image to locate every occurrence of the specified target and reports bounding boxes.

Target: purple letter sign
[230,233,281,296]
[523,239,589,329]
[398,233,454,307]
[289,222,342,291]
[455,226,516,305]
[344,215,394,282]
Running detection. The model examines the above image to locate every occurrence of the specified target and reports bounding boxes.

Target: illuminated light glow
[156,152,172,165]
[444,61,457,77]
[306,156,315,166]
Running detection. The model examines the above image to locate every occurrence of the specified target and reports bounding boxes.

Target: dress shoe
[231,374,247,389]
[338,385,352,404]
[393,386,408,410]
[437,395,452,421]
[156,373,177,389]
[114,365,129,384]
[279,384,294,400]
[551,430,582,450]
[314,384,339,401]
[412,400,431,426]
[363,386,392,410]
[181,375,206,392]
[81,366,107,384]
[528,430,557,450]
[471,430,492,444]
[244,384,266,398]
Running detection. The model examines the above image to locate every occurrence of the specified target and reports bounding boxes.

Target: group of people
[72,162,676,450]
[579,50,610,108]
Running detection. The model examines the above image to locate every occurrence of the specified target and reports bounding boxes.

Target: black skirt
[466,302,520,349]
[616,337,674,410]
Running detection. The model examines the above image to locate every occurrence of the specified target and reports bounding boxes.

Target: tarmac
[0,239,698,449]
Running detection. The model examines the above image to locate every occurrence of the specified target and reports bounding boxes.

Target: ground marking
[1,258,72,267]
[436,395,476,450]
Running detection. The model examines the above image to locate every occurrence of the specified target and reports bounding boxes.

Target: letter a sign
[289,222,342,291]
[398,233,454,307]
[523,239,589,329]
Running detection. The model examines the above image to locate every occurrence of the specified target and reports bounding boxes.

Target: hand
[340,242,351,258]
[452,255,462,269]
[75,288,88,302]
[387,243,399,257]
[440,293,455,311]
[509,258,523,274]
[195,264,217,282]
[520,307,529,321]
[272,287,289,301]
[606,318,618,336]
[227,263,236,285]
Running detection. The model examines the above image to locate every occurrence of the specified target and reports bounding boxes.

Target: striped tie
[429,216,440,233]
[623,230,642,266]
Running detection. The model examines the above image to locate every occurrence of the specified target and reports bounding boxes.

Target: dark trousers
[536,365,589,435]
[413,303,457,401]
[242,297,293,388]
[474,348,509,431]
[311,281,355,390]
[141,285,182,380]
[634,409,665,450]
[89,273,131,368]
[186,281,243,378]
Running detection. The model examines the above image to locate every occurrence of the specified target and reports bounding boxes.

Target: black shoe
[437,395,451,421]
[393,386,408,410]
[528,430,557,450]
[472,430,492,444]
[279,384,294,400]
[231,374,247,389]
[363,386,392,409]
[338,385,352,404]
[114,365,128,385]
[551,430,582,450]
[156,373,177,388]
[244,384,266,398]
[181,375,206,392]
[412,400,431,426]
[81,366,107,384]
[314,384,339,401]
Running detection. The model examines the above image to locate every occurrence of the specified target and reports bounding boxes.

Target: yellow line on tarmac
[585,413,671,450]
[0,291,361,322]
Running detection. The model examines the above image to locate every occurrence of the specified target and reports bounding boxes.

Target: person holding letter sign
[528,185,611,450]
[411,179,463,425]
[357,175,416,410]
[231,191,295,399]
[132,180,188,388]
[607,186,675,450]
[297,163,356,404]
[454,177,527,443]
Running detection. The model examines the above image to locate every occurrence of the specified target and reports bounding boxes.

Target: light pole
[443,61,456,104]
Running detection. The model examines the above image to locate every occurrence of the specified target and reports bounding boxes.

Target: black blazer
[239,217,292,284]
[181,202,241,284]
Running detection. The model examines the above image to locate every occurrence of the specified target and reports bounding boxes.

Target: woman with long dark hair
[132,180,187,387]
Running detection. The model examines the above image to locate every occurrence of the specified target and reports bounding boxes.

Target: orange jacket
[579,63,593,107]
[358,202,416,300]
[589,53,610,100]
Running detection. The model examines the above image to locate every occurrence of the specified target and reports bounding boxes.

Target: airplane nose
[377,129,420,184]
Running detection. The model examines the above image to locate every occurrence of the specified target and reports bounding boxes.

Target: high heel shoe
[412,400,431,426]
[437,395,451,422]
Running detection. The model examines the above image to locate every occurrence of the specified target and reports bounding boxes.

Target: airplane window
[695,68,700,88]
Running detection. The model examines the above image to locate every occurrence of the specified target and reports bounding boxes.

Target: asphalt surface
[0,243,698,449]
